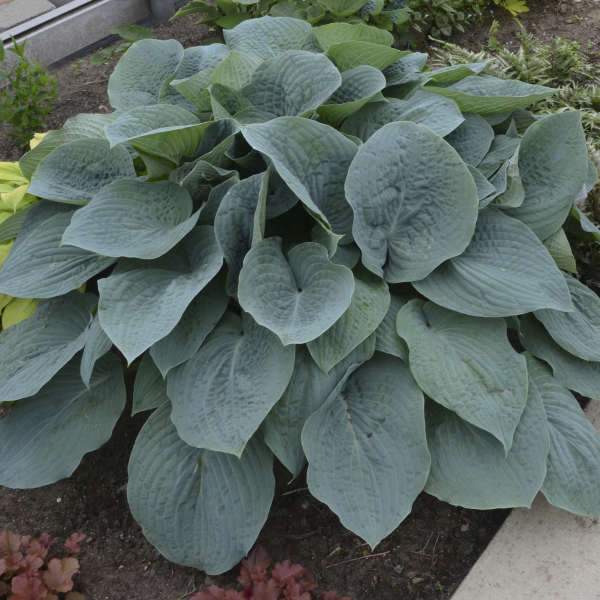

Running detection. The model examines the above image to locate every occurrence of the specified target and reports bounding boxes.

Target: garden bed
[0,3,597,599]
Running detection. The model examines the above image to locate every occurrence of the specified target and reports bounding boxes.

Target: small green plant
[190,547,350,599]
[493,0,528,16]
[0,530,86,599]
[407,0,486,37]
[0,42,57,148]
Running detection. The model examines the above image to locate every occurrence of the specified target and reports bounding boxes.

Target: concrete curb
[452,401,600,600]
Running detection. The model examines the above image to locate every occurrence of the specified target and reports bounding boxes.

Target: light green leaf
[543,229,577,274]
[342,91,464,140]
[28,139,135,204]
[242,117,357,235]
[375,294,409,360]
[506,112,589,240]
[426,75,555,115]
[168,312,295,455]
[98,226,223,364]
[132,354,169,416]
[0,203,115,299]
[237,239,354,345]
[445,113,494,167]
[346,121,478,282]
[519,315,600,399]
[210,51,263,90]
[0,293,95,401]
[421,62,488,86]
[128,403,275,574]
[108,39,184,110]
[425,356,550,509]
[223,16,313,59]
[0,354,125,488]
[398,300,528,451]
[528,356,600,517]
[150,272,229,377]
[302,354,430,548]
[307,270,389,373]
[319,0,367,16]
[415,209,573,317]
[62,179,200,260]
[80,315,112,387]
[312,22,393,51]
[327,42,406,72]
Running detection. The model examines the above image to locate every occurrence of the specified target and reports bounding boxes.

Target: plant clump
[0,15,599,577]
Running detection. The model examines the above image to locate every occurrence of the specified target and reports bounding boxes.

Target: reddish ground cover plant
[0,530,86,600]
[191,548,350,600]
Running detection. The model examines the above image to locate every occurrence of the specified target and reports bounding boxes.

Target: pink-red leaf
[42,558,79,593]
[64,534,87,555]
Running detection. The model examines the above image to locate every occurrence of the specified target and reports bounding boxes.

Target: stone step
[0,0,56,32]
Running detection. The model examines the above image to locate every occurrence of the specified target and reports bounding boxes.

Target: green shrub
[0,42,57,148]
[1,16,599,577]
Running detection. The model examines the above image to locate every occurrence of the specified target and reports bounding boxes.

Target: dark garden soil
[0,4,595,599]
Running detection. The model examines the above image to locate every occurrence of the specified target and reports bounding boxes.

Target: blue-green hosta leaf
[108,39,184,110]
[318,65,386,126]
[469,166,497,204]
[425,357,550,509]
[527,356,600,517]
[346,121,478,282]
[543,228,577,274]
[0,293,95,401]
[242,117,357,235]
[445,113,494,167]
[128,403,275,575]
[98,226,223,364]
[0,354,125,488]
[80,315,112,387]
[241,50,342,118]
[414,209,573,317]
[210,51,263,90]
[383,52,428,86]
[375,294,409,360]
[312,22,393,51]
[326,42,407,72]
[398,300,528,451]
[342,91,464,140]
[421,62,488,86]
[28,139,135,204]
[307,270,389,373]
[535,275,600,361]
[224,16,312,59]
[519,315,600,399]
[478,134,521,178]
[0,203,115,299]
[168,312,295,455]
[150,273,228,377]
[506,112,588,240]
[237,240,354,345]
[426,76,554,115]
[62,180,200,260]
[263,341,375,477]
[132,354,169,416]
[302,354,430,548]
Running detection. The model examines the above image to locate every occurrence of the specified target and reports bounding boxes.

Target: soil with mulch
[0,4,595,599]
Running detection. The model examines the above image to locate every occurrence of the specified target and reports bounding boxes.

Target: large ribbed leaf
[150,273,228,377]
[132,354,169,416]
[544,228,577,274]
[98,226,223,364]
[426,355,550,509]
[346,121,478,282]
[506,112,588,240]
[224,16,312,59]
[398,300,528,451]
[341,91,464,140]
[414,209,573,317]
[0,354,125,488]
[307,270,389,373]
[519,315,600,399]
[312,22,393,51]
[445,113,494,167]
[327,42,406,72]
[128,403,275,575]
[263,341,375,477]
[319,0,367,16]
[168,312,295,456]
[0,293,94,401]
[302,355,430,548]
[0,203,115,299]
[80,315,112,387]
[108,39,184,110]
[28,139,135,204]
[383,52,428,86]
[62,180,200,259]
[375,294,409,360]
[242,117,357,235]
[237,240,354,345]
[527,356,600,517]
[426,76,554,115]
[535,275,600,361]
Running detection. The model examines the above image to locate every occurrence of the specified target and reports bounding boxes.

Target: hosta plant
[1,16,600,576]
